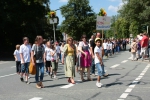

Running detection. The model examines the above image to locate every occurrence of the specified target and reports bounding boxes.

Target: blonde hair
[66,37,73,44]
[16,45,20,50]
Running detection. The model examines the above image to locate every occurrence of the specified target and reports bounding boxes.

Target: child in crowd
[14,45,21,75]
[45,41,52,77]
[94,38,104,88]
[51,44,58,79]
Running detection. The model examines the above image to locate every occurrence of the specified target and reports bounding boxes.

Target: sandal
[71,79,76,84]
[68,78,71,83]
[87,78,93,81]
[81,78,85,82]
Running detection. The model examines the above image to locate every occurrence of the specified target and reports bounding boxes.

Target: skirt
[80,50,91,67]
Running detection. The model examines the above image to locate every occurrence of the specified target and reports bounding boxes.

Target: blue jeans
[116,46,120,52]
[35,63,44,83]
[21,62,30,73]
[95,63,103,76]
[91,59,95,74]
[104,49,108,56]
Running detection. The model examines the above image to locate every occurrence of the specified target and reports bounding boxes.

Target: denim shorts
[21,62,30,73]
[95,63,103,76]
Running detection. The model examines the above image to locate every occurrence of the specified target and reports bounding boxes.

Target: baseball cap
[95,38,101,42]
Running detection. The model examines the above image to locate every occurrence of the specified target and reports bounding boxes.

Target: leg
[87,67,92,81]
[16,61,19,74]
[20,63,25,82]
[35,63,39,83]
[39,63,44,82]
[91,59,95,75]
[80,67,85,81]
[39,63,44,88]
[95,63,102,87]
[25,63,29,82]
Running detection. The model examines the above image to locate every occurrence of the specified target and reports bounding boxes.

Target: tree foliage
[108,0,150,38]
[0,0,52,51]
[60,0,96,40]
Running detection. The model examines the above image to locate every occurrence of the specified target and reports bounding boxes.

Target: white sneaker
[96,82,102,88]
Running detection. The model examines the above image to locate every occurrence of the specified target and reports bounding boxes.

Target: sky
[50,0,124,25]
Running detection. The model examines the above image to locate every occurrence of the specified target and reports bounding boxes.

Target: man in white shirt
[20,37,31,84]
[103,39,108,58]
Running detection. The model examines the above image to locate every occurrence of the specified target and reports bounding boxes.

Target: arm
[20,53,24,63]
[62,44,68,64]
[14,51,17,61]
[90,41,94,58]
[102,45,104,57]
[43,52,46,62]
[14,55,17,61]
[95,52,103,65]
[31,45,35,64]
[51,50,56,56]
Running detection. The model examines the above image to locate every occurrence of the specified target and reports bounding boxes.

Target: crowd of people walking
[130,32,150,61]
[13,33,129,88]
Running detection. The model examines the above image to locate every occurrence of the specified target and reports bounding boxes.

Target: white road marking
[60,80,82,89]
[0,62,9,64]
[125,88,132,92]
[120,93,129,99]
[0,73,17,78]
[118,64,150,99]
[129,85,136,88]
[110,64,120,68]
[60,83,75,89]
[29,97,42,100]
[121,60,128,63]
[128,57,132,59]
[11,66,16,68]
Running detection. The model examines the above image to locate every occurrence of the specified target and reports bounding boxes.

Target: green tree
[60,0,96,40]
[0,0,51,52]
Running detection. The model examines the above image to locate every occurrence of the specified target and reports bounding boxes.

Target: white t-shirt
[108,43,112,50]
[19,44,31,63]
[79,41,88,47]
[103,43,108,49]
[137,35,143,40]
[13,50,21,61]
[94,46,102,64]
[56,46,60,53]
[45,47,51,61]
[60,45,64,54]
[51,49,57,60]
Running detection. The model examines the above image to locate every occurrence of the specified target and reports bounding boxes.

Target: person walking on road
[62,37,77,84]
[19,37,31,84]
[131,39,137,61]
[50,44,59,79]
[94,38,104,88]
[140,33,148,61]
[45,41,52,76]
[14,45,21,75]
[31,36,45,88]
[79,35,92,82]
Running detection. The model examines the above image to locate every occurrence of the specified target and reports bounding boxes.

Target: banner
[96,16,111,30]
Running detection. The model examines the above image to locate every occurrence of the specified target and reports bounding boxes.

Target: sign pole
[53,22,56,42]
[102,29,104,43]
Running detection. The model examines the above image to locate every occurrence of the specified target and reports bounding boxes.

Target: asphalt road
[0,49,150,100]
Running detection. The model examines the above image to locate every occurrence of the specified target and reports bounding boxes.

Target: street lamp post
[50,18,57,42]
